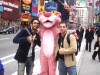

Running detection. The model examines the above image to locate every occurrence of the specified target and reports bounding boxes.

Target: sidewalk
[77,35,100,75]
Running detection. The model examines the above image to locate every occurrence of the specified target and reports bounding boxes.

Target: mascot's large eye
[40,11,45,15]
[52,11,57,15]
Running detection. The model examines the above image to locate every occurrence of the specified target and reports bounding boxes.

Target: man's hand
[59,48,64,55]
[27,35,33,43]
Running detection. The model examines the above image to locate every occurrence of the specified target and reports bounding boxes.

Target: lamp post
[92,0,94,25]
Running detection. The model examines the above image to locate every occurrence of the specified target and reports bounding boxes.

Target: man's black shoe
[92,56,95,60]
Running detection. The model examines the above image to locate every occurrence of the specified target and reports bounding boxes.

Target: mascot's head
[38,11,61,28]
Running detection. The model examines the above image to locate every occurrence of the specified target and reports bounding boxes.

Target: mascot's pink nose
[44,12,52,17]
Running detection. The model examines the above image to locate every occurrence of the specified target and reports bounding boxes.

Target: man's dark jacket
[85,29,94,42]
[13,27,41,62]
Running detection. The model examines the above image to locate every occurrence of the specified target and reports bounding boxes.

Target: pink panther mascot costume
[38,11,61,75]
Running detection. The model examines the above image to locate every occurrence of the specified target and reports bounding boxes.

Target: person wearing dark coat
[76,26,83,55]
[81,26,84,40]
[96,27,100,38]
[92,36,100,62]
[85,25,94,52]
[13,18,41,75]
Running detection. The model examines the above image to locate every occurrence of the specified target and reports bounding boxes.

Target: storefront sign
[76,0,86,7]
[45,1,57,12]
[0,0,3,5]
[1,0,20,20]
[21,0,32,13]
[87,0,92,2]
[38,0,44,12]
[0,6,3,12]
[21,13,30,21]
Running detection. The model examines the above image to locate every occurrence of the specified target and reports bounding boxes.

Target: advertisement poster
[0,6,3,12]
[87,0,92,2]
[45,1,57,12]
[21,0,32,13]
[38,0,44,12]
[31,0,38,16]
[1,0,20,20]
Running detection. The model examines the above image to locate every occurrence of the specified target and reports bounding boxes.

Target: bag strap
[66,33,74,60]
[67,34,71,46]
[25,28,31,36]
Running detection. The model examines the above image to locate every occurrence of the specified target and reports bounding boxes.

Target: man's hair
[30,17,40,24]
[59,21,67,27]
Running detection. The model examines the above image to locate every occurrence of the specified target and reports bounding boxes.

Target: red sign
[87,0,92,2]
[21,13,30,19]
[1,0,20,21]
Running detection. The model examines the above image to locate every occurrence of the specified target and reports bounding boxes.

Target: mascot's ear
[38,11,46,17]
[56,12,61,17]
[51,11,61,17]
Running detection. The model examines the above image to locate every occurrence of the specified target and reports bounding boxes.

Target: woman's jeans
[17,57,34,75]
[58,59,77,75]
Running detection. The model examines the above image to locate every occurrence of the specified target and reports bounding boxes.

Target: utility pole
[92,0,94,25]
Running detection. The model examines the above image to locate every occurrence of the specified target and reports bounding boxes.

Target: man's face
[31,20,40,30]
[59,23,67,34]
[98,37,100,42]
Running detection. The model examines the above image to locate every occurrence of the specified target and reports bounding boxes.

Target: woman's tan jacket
[55,32,77,67]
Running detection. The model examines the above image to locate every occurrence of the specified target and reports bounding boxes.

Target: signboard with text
[21,13,30,21]
[45,1,57,12]
[1,0,20,20]
[21,0,32,13]
[76,0,86,7]
[87,0,92,2]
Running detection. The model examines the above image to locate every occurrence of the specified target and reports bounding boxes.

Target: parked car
[0,26,18,34]
[0,27,3,34]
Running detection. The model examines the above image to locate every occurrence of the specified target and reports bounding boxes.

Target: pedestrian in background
[13,17,41,75]
[92,36,100,62]
[85,25,94,52]
[96,27,100,38]
[81,26,84,40]
[55,21,77,75]
[0,59,4,75]
[76,26,83,54]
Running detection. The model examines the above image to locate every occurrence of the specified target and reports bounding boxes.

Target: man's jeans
[17,57,34,75]
[58,59,77,75]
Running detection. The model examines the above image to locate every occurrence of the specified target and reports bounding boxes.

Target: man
[13,17,41,75]
[55,21,77,75]
[96,27,100,38]
[85,25,94,52]
[76,26,83,53]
